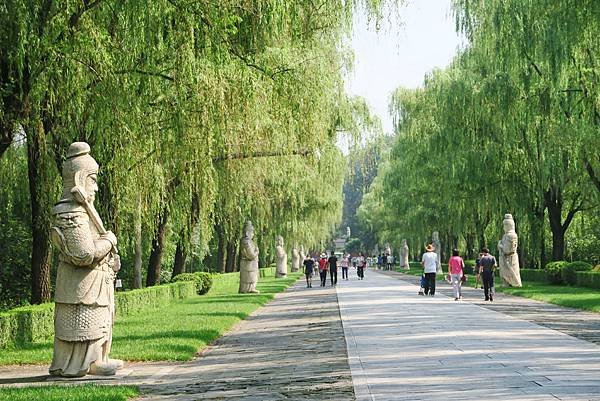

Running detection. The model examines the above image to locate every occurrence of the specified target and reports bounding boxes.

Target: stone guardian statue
[275,235,288,277]
[400,239,410,270]
[497,214,522,287]
[49,142,123,377]
[291,244,300,272]
[432,231,442,274]
[239,221,260,294]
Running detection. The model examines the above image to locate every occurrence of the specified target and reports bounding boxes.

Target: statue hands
[101,231,118,248]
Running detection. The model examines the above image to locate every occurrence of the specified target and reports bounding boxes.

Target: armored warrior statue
[275,235,288,277]
[239,221,260,294]
[49,142,123,377]
[498,214,522,287]
[291,244,300,272]
[432,231,443,274]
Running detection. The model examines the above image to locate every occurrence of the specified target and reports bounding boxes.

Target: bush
[520,269,550,283]
[0,281,196,349]
[593,264,600,272]
[545,261,568,284]
[575,271,600,289]
[561,261,593,286]
[172,272,213,295]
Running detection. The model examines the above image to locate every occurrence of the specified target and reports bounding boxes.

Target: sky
[345,0,465,135]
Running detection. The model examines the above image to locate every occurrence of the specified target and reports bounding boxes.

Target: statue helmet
[61,142,99,200]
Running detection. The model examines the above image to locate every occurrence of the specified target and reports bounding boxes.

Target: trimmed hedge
[172,272,214,295]
[561,261,593,286]
[520,269,550,283]
[0,281,196,349]
[575,271,600,289]
[545,261,568,284]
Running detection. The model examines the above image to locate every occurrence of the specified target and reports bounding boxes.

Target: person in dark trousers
[421,244,438,296]
[356,252,365,279]
[318,254,328,287]
[479,247,497,301]
[341,254,349,280]
[328,252,338,286]
[303,256,315,288]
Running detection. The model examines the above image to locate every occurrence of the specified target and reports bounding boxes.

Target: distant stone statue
[400,239,409,270]
[498,214,522,287]
[291,244,300,272]
[49,142,123,377]
[275,235,288,277]
[299,245,306,262]
[432,231,442,274]
[239,221,260,294]
[385,243,392,256]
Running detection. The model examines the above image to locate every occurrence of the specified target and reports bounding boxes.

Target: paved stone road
[338,269,600,401]
[380,269,600,345]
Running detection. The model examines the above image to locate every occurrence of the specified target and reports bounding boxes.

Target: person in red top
[448,248,465,300]
[318,253,329,287]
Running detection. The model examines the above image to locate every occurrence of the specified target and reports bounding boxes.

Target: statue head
[276,235,284,246]
[61,142,99,204]
[402,239,407,246]
[503,214,515,233]
[243,221,254,240]
[432,231,439,241]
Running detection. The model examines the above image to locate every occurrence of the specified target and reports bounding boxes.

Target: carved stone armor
[239,221,260,294]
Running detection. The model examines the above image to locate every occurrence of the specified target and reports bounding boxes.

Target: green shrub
[463,260,476,275]
[409,262,421,269]
[195,272,213,295]
[575,271,600,289]
[545,261,568,284]
[520,269,550,283]
[0,281,196,349]
[593,264,600,272]
[561,261,593,285]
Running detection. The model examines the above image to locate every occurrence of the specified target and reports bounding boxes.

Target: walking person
[341,254,349,280]
[421,244,438,296]
[448,249,465,301]
[479,248,497,301]
[328,252,338,286]
[474,252,483,289]
[303,256,315,288]
[356,252,365,280]
[318,253,328,287]
[386,253,394,271]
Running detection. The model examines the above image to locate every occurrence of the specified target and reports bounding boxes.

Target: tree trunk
[26,120,53,304]
[172,234,187,279]
[133,198,143,289]
[146,207,168,287]
[544,186,579,261]
[216,225,227,273]
[225,239,236,273]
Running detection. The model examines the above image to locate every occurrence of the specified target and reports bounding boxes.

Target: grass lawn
[496,283,600,313]
[0,385,138,401]
[0,272,302,365]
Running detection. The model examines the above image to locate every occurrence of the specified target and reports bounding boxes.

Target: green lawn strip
[496,283,600,313]
[0,273,301,365]
[0,385,138,401]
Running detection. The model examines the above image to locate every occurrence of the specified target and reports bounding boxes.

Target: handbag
[460,274,468,283]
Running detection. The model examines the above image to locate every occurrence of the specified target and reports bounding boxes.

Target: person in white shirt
[421,244,438,296]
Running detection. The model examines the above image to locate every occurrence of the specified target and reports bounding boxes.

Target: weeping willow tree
[0,0,402,306]
[360,0,599,267]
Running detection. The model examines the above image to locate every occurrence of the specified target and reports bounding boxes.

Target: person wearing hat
[318,253,329,287]
[421,243,438,296]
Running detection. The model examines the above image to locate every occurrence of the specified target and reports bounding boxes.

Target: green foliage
[545,261,568,284]
[561,261,593,286]
[345,238,362,253]
[0,385,139,401]
[575,271,600,290]
[172,272,214,295]
[520,269,550,283]
[498,283,600,313]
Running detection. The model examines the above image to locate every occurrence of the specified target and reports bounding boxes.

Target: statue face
[85,173,99,203]
[246,226,254,240]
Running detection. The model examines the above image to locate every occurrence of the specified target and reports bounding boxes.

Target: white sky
[345,0,465,135]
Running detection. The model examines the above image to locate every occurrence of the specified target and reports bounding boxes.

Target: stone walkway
[379,269,600,345]
[0,279,354,400]
[339,269,600,401]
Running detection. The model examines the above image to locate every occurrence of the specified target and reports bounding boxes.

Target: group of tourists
[302,252,367,288]
[420,244,497,301]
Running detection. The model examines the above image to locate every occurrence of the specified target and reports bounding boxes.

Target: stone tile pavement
[338,269,600,401]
